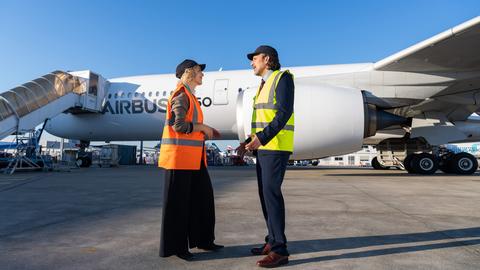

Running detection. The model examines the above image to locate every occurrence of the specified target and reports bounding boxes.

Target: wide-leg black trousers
[159,162,215,257]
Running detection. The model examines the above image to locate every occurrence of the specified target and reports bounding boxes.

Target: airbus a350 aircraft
[1,17,480,175]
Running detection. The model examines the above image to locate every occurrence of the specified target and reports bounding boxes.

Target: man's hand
[245,134,262,151]
[235,142,247,158]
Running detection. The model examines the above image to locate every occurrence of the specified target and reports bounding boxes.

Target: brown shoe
[256,251,289,268]
[251,243,271,255]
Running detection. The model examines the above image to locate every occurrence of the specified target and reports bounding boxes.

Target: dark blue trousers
[255,150,290,256]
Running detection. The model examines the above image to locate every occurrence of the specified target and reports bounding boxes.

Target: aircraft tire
[83,157,92,167]
[439,158,453,174]
[372,157,389,170]
[76,157,84,167]
[411,153,438,175]
[450,152,478,175]
[76,157,92,168]
[403,154,416,174]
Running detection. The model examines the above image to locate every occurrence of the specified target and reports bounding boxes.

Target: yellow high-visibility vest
[251,70,294,152]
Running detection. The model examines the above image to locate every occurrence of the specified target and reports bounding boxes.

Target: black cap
[247,45,278,60]
[175,59,206,79]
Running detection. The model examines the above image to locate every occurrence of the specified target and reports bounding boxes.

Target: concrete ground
[0,166,479,270]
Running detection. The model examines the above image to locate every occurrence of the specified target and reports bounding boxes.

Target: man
[237,45,295,268]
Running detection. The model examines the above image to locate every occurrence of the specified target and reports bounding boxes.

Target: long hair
[266,54,281,71]
[179,67,196,89]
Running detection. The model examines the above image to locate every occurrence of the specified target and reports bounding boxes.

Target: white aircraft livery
[1,16,480,175]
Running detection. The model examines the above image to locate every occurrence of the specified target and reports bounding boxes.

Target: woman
[158,59,223,261]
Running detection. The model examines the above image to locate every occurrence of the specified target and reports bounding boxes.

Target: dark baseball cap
[175,59,206,79]
[247,45,278,60]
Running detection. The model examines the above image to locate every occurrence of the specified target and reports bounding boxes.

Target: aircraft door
[82,72,106,112]
[213,79,229,105]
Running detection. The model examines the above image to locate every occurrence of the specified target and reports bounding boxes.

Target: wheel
[439,155,454,174]
[76,157,92,168]
[372,157,389,170]
[76,157,84,167]
[411,153,438,175]
[450,152,478,175]
[84,157,92,167]
[403,154,416,174]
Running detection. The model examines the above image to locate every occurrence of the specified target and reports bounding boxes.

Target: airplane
[2,16,480,175]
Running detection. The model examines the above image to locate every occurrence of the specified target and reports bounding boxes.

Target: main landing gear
[373,136,478,175]
[76,140,92,168]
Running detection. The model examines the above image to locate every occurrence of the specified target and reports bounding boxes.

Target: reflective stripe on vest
[251,122,295,131]
[251,70,295,152]
[158,83,206,170]
[161,138,204,147]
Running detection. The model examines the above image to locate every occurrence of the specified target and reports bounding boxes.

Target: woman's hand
[203,124,214,140]
[212,128,221,139]
[194,124,220,140]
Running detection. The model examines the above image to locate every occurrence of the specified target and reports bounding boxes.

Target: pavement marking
[81,247,97,253]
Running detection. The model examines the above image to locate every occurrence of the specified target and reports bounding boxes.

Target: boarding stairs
[0,70,108,140]
[0,70,108,174]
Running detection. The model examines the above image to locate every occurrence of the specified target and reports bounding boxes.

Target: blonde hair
[180,67,197,87]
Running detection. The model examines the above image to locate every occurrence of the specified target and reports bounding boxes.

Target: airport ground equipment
[206,143,224,166]
[0,70,107,141]
[2,127,53,174]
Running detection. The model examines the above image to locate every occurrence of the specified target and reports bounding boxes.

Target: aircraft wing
[374,16,480,73]
[371,17,480,123]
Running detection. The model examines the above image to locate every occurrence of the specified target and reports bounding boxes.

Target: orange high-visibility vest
[158,83,206,170]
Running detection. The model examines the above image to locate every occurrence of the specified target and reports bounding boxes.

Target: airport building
[317,145,378,167]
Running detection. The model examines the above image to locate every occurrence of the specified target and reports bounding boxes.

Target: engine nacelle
[236,83,406,160]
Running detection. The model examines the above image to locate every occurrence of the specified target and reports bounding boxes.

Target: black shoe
[198,243,224,251]
[176,251,194,261]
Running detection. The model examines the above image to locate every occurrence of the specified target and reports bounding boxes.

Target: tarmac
[0,166,479,270]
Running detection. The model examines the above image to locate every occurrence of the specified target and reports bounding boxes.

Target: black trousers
[255,150,290,256]
[159,161,215,257]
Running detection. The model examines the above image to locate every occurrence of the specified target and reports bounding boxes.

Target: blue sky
[0,1,479,149]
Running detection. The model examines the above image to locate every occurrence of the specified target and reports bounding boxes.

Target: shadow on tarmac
[193,227,480,265]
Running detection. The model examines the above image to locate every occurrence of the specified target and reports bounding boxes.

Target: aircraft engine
[236,83,406,160]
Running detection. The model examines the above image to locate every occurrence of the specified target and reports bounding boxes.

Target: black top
[255,72,295,148]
